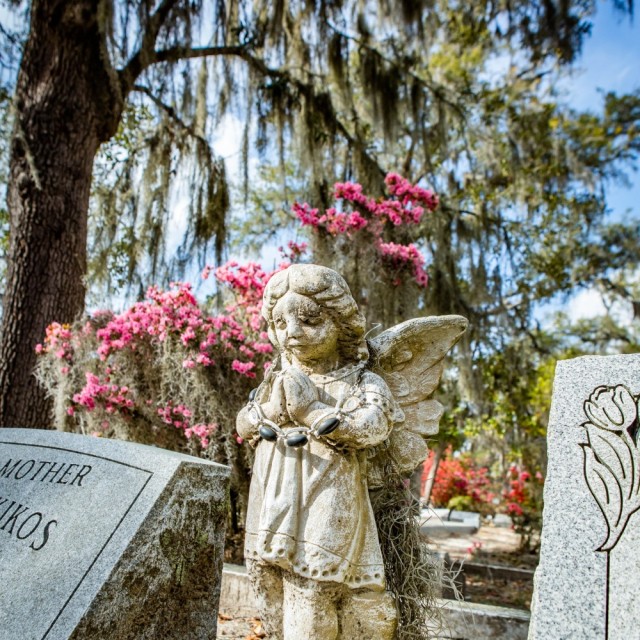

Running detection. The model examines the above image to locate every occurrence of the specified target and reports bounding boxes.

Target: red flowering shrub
[502,464,545,552]
[423,449,495,514]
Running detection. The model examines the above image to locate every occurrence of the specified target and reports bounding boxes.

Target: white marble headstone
[529,354,640,640]
[0,429,229,640]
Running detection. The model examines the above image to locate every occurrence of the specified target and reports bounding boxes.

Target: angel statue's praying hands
[236,264,467,640]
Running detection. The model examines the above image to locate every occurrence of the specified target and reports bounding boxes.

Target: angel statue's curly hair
[262,264,369,365]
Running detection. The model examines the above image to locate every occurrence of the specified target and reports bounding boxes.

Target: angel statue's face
[272,292,340,367]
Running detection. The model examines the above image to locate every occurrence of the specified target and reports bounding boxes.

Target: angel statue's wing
[366,315,468,488]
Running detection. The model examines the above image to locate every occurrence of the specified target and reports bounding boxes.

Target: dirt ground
[216,614,264,640]
[427,524,537,610]
[425,523,522,558]
[216,524,536,639]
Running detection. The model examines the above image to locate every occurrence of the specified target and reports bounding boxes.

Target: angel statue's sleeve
[236,403,258,441]
[318,371,403,449]
[366,315,468,488]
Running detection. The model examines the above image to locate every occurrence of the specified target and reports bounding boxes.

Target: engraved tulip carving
[584,386,637,431]
[581,384,640,551]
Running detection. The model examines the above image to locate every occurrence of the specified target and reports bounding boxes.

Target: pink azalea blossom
[232,360,256,378]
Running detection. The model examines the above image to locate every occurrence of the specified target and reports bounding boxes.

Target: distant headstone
[529,354,640,640]
[0,428,229,640]
[491,514,513,529]
[420,508,481,535]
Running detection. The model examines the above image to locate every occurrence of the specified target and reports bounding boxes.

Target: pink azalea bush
[36,263,281,453]
[38,175,435,445]
[292,173,436,288]
[36,261,291,561]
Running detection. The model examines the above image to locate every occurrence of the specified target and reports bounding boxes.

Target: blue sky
[563,5,639,217]
[564,5,638,110]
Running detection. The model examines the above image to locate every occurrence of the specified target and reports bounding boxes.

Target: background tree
[19,1,639,585]
[2,0,637,428]
[0,87,11,294]
[230,5,640,480]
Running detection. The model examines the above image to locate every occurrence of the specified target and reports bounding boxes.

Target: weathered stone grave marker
[529,354,640,639]
[0,428,229,640]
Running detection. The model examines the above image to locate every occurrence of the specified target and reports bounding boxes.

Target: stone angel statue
[236,264,467,640]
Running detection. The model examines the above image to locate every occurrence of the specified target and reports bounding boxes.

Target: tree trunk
[0,0,122,428]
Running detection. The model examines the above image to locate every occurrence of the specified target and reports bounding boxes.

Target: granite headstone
[0,429,229,640]
[529,354,640,639]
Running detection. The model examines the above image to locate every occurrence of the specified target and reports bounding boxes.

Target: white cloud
[564,288,607,320]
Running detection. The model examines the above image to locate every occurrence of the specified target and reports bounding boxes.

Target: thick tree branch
[154,44,247,64]
[132,83,211,156]
[119,0,182,93]
[126,42,386,187]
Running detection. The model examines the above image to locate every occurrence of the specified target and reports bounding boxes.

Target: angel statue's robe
[241,362,404,591]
